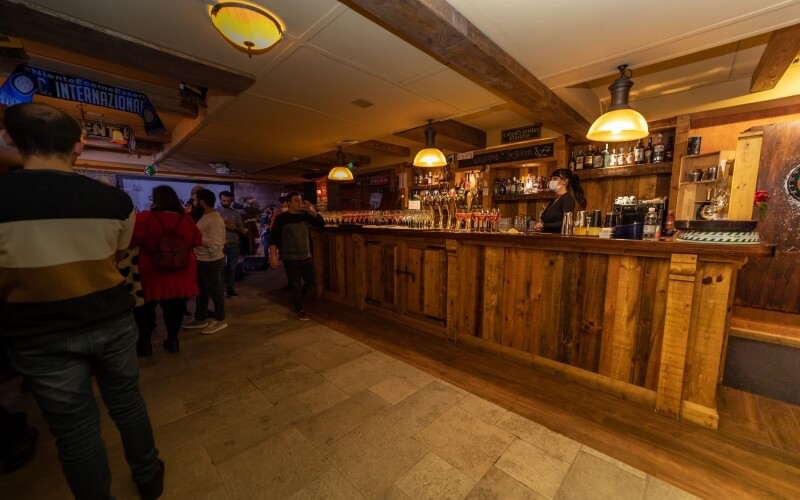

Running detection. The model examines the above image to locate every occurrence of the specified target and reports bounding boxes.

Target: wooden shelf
[492,193,555,202]
[576,162,673,180]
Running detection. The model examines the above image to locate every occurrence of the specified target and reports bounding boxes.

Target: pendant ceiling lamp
[586,64,649,142]
[413,119,448,167]
[327,147,354,181]
[210,2,283,57]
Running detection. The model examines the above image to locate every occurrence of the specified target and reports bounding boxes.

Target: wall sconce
[328,147,354,181]
[587,65,649,142]
[210,2,283,57]
[413,119,448,167]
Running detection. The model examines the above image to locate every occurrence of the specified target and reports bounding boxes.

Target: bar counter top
[317,225,775,259]
[310,224,774,429]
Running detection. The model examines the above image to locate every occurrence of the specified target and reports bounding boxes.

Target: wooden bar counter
[311,226,774,429]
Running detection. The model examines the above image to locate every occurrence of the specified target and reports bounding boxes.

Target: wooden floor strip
[758,395,800,454]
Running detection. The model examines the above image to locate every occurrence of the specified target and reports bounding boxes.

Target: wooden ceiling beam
[356,140,410,157]
[0,0,255,95]
[394,119,486,152]
[341,0,590,141]
[750,23,800,93]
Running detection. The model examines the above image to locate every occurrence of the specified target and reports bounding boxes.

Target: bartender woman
[535,168,587,233]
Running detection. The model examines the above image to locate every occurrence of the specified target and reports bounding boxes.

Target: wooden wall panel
[559,252,584,364]
[481,246,505,343]
[576,253,607,372]
[405,247,422,315]
[422,248,447,320]
[601,256,643,383]
[685,262,737,408]
[538,251,564,360]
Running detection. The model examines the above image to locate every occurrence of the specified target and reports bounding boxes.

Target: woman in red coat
[131,185,202,356]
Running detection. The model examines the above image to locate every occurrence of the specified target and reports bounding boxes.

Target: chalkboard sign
[457,142,555,168]
[501,124,541,144]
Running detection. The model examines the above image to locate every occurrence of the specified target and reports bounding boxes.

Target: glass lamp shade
[586,108,649,142]
[210,2,282,56]
[327,166,354,181]
[413,147,447,168]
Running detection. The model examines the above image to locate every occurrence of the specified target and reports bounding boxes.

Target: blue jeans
[222,244,240,293]
[9,314,160,500]
[196,259,225,321]
[283,258,316,313]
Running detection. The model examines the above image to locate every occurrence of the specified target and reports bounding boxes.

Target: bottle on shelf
[576,149,585,170]
[664,210,675,238]
[609,147,617,167]
[593,145,604,169]
[665,136,674,163]
[644,136,654,164]
[498,178,506,195]
[602,143,611,168]
[517,177,524,195]
[493,178,501,196]
[585,145,594,170]
[653,133,665,163]
[643,207,658,241]
[634,138,645,164]
[626,146,635,165]
[568,150,576,171]
[616,148,625,166]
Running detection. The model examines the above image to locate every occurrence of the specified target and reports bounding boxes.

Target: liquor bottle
[584,145,594,170]
[616,147,625,166]
[576,149,584,170]
[568,150,576,171]
[664,210,675,238]
[652,133,665,163]
[609,148,617,167]
[602,143,611,168]
[634,139,645,164]
[626,146,635,165]
[643,207,658,241]
[665,136,674,163]
[644,137,654,164]
[493,178,501,196]
[508,177,516,196]
[498,178,505,195]
[517,177,525,195]
[593,146,603,169]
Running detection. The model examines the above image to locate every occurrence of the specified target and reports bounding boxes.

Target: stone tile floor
[0,275,699,499]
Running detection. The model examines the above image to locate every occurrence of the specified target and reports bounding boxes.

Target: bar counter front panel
[311,227,773,429]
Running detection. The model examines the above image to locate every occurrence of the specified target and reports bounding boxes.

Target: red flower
[754,189,770,204]
[754,189,770,222]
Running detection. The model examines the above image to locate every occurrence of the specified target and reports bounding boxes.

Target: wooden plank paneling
[644,259,670,390]
[538,251,564,359]
[604,256,643,383]
[559,252,583,364]
[508,248,535,351]
[599,255,621,377]
[405,246,422,314]
[656,254,698,420]
[576,254,607,372]
[422,247,447,319]
[481,246,505,343]
[684,262,736,409]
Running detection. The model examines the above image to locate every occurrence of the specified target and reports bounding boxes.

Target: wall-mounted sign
[457,142,554,168]
[500,124,541,144]
[0,64,166,134]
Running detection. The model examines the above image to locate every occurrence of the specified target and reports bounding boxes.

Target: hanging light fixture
[210,2,283,57]
[328,147,354,181]
[413,119,448,167]
[587,65,649,142]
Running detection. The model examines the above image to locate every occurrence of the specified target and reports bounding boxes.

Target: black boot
[137,340,153,357]
[163,338,180,353]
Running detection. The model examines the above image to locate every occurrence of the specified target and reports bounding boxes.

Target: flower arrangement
[754,189,770,222]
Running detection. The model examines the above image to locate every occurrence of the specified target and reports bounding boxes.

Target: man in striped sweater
[0,103,163,499]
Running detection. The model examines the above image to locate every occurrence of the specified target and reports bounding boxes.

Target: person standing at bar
[0,103,164,499]
[183,189,227,334]
[535,169,587,233]
[269,192,325,321]
[216,191,245,298]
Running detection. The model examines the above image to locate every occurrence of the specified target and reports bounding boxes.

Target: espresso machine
[612,196,668,239]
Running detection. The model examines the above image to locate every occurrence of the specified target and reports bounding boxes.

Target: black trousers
[283,258,316,313]
[133,297,188,344]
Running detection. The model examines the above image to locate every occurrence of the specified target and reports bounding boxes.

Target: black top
[270,211,325,260]
[540,194,576,233]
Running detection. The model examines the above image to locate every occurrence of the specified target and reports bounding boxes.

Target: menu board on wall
[456,142,554,168]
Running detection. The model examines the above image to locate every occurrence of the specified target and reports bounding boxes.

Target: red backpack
[150,213,191,271]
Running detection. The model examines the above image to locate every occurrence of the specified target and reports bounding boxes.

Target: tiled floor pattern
[1,282,698,499]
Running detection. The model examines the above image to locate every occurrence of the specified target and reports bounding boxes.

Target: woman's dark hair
[150,185,184,213]
[552,168,587,209]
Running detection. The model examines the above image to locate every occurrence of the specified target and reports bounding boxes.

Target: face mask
[549,179,560,192]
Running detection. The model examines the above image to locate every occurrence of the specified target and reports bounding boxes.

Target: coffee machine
[612,196,668,239]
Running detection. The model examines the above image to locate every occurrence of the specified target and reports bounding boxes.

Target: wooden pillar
[655,253,697,419]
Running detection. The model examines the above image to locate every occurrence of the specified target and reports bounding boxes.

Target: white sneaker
[183,319,208,329]
[202,319,228,335]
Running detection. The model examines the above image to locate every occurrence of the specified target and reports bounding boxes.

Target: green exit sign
[501,124,541,144]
